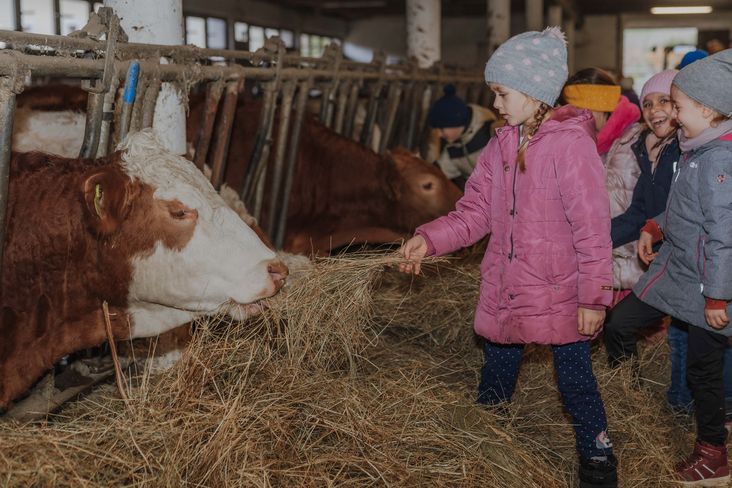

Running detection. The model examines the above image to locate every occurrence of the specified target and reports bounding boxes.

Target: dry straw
[0,253,695,487]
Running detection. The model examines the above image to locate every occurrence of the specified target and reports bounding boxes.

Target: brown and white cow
[14,86,463,255]
[0,130,287,409]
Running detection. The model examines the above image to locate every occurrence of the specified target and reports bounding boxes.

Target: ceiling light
[650,6,713,14]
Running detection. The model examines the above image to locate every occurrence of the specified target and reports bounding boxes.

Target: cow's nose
[267,260,289,291]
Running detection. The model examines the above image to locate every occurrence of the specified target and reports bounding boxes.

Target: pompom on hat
[428,84,471,129]
[484,26,569,106]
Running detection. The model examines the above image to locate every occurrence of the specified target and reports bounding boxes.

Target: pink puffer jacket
[416,105,613,345]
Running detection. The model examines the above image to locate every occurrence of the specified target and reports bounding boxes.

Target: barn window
[0,0,15,30]
[206,17,227,50]
[234,21,248,50]
[249,25,265,52]
[280,29,294,48]
[300,34,339,58]
[20,0,55,34]
[185,15,206,48]
[60,0,89,35]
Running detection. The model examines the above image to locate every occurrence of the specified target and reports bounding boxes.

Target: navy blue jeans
[478,340,613,460]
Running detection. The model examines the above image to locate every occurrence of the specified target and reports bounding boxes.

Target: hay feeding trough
[0,253,696,487]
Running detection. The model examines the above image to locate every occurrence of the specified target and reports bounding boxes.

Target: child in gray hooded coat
[633,49,732,485]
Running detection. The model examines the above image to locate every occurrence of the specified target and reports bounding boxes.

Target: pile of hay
[0,254,697,487]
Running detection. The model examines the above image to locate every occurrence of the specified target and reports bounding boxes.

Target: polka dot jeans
[477,340,613,460]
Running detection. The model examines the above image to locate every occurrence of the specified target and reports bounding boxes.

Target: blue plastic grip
[123,61,140,104]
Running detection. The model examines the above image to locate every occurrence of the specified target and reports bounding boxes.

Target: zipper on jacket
[508,159,519,260]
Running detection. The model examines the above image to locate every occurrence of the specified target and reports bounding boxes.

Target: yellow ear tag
[94,183,104,217]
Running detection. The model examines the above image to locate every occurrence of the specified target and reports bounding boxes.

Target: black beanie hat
[428,84,471,129]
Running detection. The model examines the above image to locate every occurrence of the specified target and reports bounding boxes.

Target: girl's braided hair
[517,102,552,172]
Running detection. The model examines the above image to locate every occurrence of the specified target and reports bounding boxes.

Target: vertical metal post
[141,78,161,129]
[274,78,310,250]
[378,82,402,154]
[265,79,296,235]
[96,74,120,158]
[78,89,107,158]
[342,80,360,140]
[319,83,333,127]
[118,61,141,143]
[332,79,350,135]
[209,77,244,190]
[241,81,277,213]
[359,79,383,148]
[129,74,148,134]
[405,82,425,151]
[0,71,24,279]
[193,79,225,171]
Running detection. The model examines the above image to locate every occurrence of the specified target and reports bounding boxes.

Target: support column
[564,16,576,75]
[406,0,441,69]
[526,0,544,31]
[547,5,562,27]
[487,0,510,56]
[104,0,187,154]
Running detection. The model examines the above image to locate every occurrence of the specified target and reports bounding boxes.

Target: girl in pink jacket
[399,27,616,488]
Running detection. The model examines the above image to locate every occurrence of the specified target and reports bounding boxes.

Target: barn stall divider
[0,7,487,271]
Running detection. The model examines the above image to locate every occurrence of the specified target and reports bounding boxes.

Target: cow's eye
[171,210,187,219]
[422,181,434,190]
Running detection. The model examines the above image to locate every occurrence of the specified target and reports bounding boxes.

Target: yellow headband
[562,84,621,112]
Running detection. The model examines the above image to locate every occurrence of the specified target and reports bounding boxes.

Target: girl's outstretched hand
[399,235,428,275]
[577,307,606,336]
[638,231,657,265]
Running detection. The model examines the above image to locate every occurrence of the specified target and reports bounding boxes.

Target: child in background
[620,49,732,485]
[427,84,498,190]
[399,27,617,488]
[560,67,640,159]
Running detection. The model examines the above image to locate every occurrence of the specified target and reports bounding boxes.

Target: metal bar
[129,74,148,134]
[141,78,161,129]
[241,81,276,208]
[0,79,17,280]
[96,74,120,158]
[359,79,383,147]
[0,51,483,84]
[319,83,333,126]
[332,79,350,135]
[265,79,296,236]
[378,82,402,154]
[405,82,425,150]
[342,80,360,140]
[193,80,225,171]
[396,81,415,147]
[251,84,279,222]
[78,87,106,158]
[274,78,310,250]
[209,78,244,191]
[117,61,140,143]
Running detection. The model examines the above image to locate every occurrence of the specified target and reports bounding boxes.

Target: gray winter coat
[634,136,732,333]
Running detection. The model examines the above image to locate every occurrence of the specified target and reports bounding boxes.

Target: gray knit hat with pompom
[484,26,568,106]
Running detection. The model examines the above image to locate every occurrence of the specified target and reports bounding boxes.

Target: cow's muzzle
[267,259,289,292]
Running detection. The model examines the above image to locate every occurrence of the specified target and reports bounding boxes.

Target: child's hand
[399,235,428,274]
[578,307,606,336]
[638,231,658,265]
[705,308,730,329]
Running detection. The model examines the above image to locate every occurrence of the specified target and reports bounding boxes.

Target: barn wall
[574,15,620,74]
[345,15,521,67]
[181,0,349,38]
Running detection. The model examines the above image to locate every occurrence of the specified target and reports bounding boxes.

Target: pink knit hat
[640,69,678,103]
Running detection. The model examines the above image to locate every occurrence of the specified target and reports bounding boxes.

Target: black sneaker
[579,454,618,488]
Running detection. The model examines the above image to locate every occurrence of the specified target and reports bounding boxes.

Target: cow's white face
[115,131,285,337]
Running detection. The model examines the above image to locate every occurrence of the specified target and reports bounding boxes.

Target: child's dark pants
[478,340,612,459]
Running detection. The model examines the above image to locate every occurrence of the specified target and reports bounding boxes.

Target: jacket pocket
[696,235,706,279]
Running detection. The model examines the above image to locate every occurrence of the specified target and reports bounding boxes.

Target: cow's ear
[82,169,130,235]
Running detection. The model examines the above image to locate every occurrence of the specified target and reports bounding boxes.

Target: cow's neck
[0,152,133,408]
